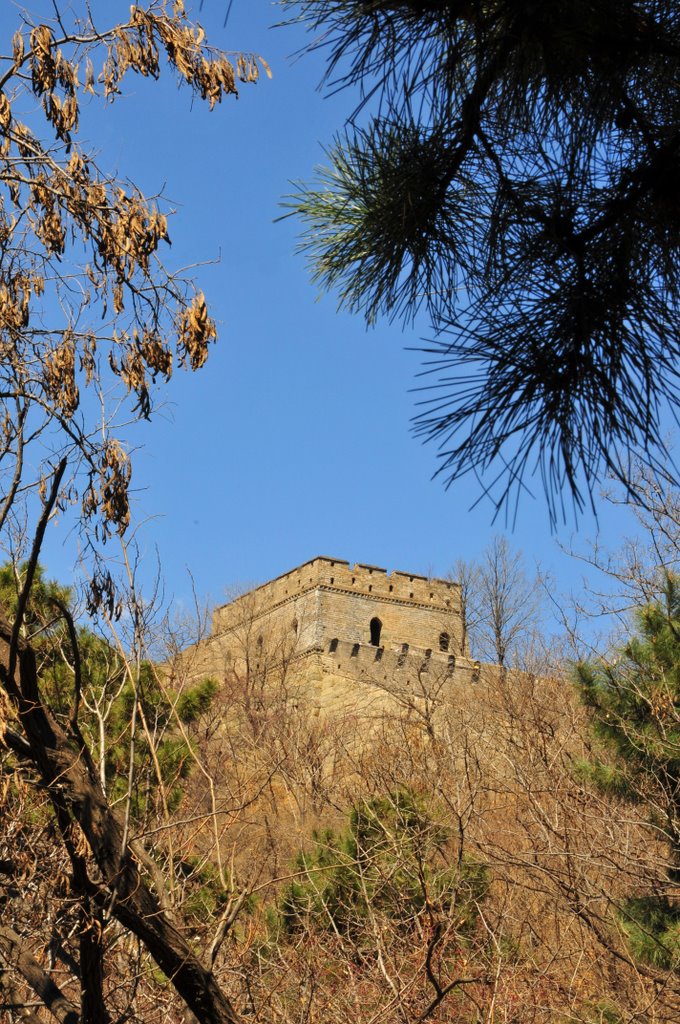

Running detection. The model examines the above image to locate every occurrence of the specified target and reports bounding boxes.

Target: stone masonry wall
[210,557,466,657]
[315,588,463,654]
[181,557,472,708]
[318,638,479,691]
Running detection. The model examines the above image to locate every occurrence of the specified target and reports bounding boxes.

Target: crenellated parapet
[316,637,480,693]
[210,556,466,659]
[180,557,481,709]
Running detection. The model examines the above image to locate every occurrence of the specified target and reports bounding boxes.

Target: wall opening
[369,617,382,646]
[439,631,450,652]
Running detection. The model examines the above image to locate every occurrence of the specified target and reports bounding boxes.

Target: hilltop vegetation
[3,557,680,1022]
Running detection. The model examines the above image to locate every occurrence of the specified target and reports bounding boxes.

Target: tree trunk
[0,622,241,1024]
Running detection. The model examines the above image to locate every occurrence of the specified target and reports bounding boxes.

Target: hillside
[2,566,679,1023]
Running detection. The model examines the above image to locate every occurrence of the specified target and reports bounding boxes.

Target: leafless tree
[0,4,268,1022]
[452,536,542,667]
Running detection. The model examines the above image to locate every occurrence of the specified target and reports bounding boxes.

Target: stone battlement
[315,637,480,692]
[212,556,461,639]
[186,557,471,706]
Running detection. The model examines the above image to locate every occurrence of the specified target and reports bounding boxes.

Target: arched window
[369,617,382,646]
[439,631,450,652]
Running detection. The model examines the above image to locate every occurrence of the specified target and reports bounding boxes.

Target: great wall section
[181,557,485,712]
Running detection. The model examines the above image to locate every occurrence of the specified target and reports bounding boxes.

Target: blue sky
[5,0,652,622]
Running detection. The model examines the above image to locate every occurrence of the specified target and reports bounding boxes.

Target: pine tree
[285,1,680,520]
[577,574,680,968]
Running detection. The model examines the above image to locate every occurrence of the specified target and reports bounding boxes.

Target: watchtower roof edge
[213,556,460,615]
[213,556,350,612]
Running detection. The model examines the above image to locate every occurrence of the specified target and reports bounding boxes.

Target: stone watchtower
[188,558,479,706]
